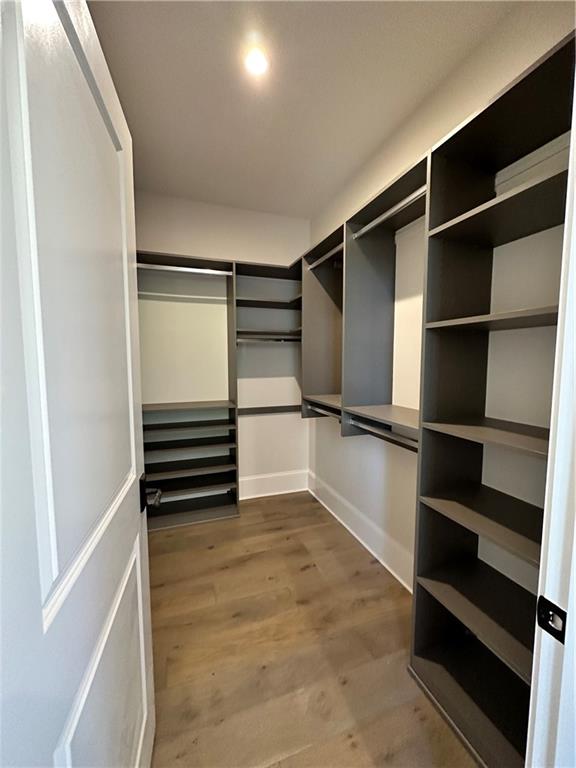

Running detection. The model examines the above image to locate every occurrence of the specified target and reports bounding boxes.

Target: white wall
[308,5,574,590]
[311,2,574,242]
[135,193,310,498]
[136,191,309,265]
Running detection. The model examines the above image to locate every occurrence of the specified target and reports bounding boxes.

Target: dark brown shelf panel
[410,638,528,768]
[237,404,301,416]
[429,168,568,247]
[426,305,558,332]
[344,403,419,431]
[145,453,236,475]
[237,329,301,342]
[159,481,237,500]
[422,418,549,457]
[143,420,235,433]
[144,433,236,451]
[236,296,301,309]
[421,485,542,567]
[143,400,235,412]
[147,504,239,529]
[235,259,301,280]
[147,463,237,483]
[305,394,342,410]
[148,491,236,518]
[419,560,536,684]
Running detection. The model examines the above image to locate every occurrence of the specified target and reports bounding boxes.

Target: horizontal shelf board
[148,492,236,518]
[236,296,301,309]
[145,454,235,475]
[344,403,419,431]
[235,260,301,280]
[143,400,235,412]
[429,168,568,247]
[138,291,227,303]
[158,481,237,501]
[237,404,301,416]
[422,418,549,457]
[418,561,536,684]
[143,420,234,433]
[137,250,233,274]
[426,305,558,332]
[410,646,526,768]
[353,185,426,239]
[304,393,342,410]
[147,505,239,530]
[147,463,237,482]
[137,262,231,277]
[144,435,236,451]
[421,485,542,566]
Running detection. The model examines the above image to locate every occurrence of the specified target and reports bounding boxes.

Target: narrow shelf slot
[411,636,528,768]
[148,491,236,518]
[418,560,536,684]
[143,400,235,412]
[237,329,301,343]
[143,419,234,433]
[237,404,301,416]
[307,243,344,271]
[236,296,301,309]
[353,185,427,240]
[158,481,237,501]
[145,454,236,475]
[428,168,568,246]
[344,403,419,431]
[421,485,542,566]
[426,305,558,332]
[147,463,237,483]
[137,262,232,277]
[304,394,342,410]
[422,418,549,457]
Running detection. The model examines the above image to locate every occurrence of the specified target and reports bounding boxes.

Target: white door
[1,1,154,766]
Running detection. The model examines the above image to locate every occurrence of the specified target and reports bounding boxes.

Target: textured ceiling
[90,1,520,217]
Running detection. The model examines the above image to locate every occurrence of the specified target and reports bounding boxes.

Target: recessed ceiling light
[244,47,269,77]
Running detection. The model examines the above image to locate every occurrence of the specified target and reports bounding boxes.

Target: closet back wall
[308,2,574,590]
[135,193,310,499]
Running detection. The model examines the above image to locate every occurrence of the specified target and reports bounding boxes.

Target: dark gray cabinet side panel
[342,223,395,409]
[302,258,343,398]
[226,267,238,404]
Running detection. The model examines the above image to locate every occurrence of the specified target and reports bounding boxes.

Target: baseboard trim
[308,471,413,593]
[240,469,308,500]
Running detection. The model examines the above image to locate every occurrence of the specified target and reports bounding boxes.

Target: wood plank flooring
[149,492,474,768]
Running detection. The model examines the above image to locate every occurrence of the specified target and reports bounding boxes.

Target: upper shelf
[423,418,549,457]
[302,227,344,271]
[236,295,301,310]
[353,185,426,240]
[428,168,568,247]
[304,394,342,410]
[143,400,235,412]
[344,403,419,431]
[426,305,558,332]
[235,259,301,280]
[137,251,233,276]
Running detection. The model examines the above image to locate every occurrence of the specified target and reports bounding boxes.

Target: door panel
[1,1,154,765]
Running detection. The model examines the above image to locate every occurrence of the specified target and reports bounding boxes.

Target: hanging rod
[308,404,341,420]
[308,243,344,271]
[138,291,227,302]
[137,263,233,276]
[348,417,418,452]
[352,185,427,240]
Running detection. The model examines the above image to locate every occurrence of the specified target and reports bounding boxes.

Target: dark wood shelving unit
[411,35,574,768]
[302,228,344,420]
[236,295,301,309]
[340,159,427,450]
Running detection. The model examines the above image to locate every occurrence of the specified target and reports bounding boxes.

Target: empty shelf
[237,404,301,415]
[237,329,301,342]
[429,168,568,246]
[147,463,237,482]
[158,481,237,501]
[305,394,342,410]
[344,404,419,431]
[421,485,542,566]
[144,434,236,451]
[426,305,558,332]
[148,491,236,518]
[143,420,234,433]
[145,454,236,475]
[411,639,527,768]
[143,400,234,412]
[147,504,239,530]
[422,418,549,457]
[419,561,536,684]
[236,296,301,309]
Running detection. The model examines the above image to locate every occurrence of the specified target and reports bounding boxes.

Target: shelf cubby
[341,159,426,450]
[302,228,344,419]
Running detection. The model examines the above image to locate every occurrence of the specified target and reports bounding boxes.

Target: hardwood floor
[148,492,474,768]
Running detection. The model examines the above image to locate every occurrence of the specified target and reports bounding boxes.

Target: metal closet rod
[137,263,233,277]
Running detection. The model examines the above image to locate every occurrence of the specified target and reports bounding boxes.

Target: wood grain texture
[148,492,474,767]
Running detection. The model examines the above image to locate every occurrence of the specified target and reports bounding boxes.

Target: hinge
[537,595,567,644]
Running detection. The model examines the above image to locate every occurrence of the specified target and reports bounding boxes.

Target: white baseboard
[239,469,308,500]
[308,471,413,593]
